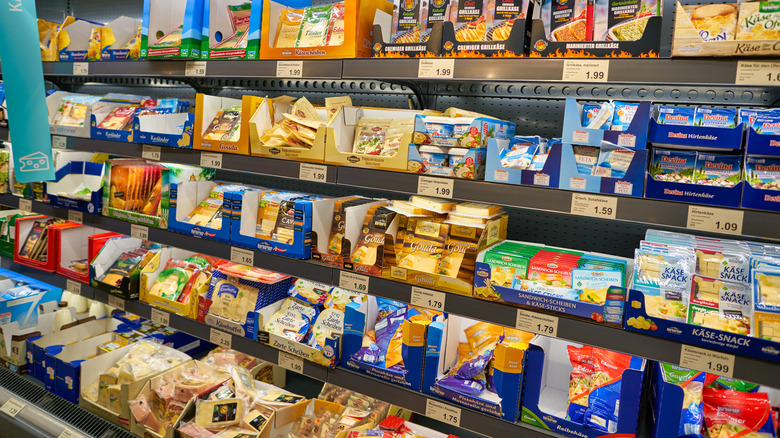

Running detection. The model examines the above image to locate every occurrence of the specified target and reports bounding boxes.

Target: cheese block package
[351,205,394,266]
[683,3,737,41]
[391,0,423,43]
[288,278,333,305]
[450,0,489,41]
[737,1,780,41]
[275,8,304,47]
[487,0,528,41]
[203,107,242,142]
[206,267,292,327]
[264,309,311,342]
[297,5,333,47]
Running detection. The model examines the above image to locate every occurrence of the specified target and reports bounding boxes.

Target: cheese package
[693,153,741,188]
[203,107,242,142]
[683,4,737,41]
[195,398,243,428]
[487,0,528,41]
[97,105,138,131]
[451,0,489,41]
[391,0,423,43]
[650,149,697,184]
[327,197,365,256]
[408,195,458,212]
[659,364,707,437]
[327,2,346,45]
[688,275,753,335]
[296,5,333,47]
[737,1,780,40]
[398,219,449,274]
[264,309,311,342]
[206,267,291,326]
[275,8,304,47]
[452,202,503,217]
[753,269,780,342]
[309,307,345,350]
[422,0,451,41]
[351,205,394,266]
[288,278,332,305]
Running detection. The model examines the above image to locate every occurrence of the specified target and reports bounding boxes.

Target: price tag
[18,198,32,212]
[425,399,461,427]
[680,345,735,378]
[417,176,454,198]
[686,206,744,235]
[562,60,609,82]
[185,61,207,77]
[200,152,223,168]
[516,308,559,337]
[72,62,89,76]
[418,59,455,79]
[68,210,83,224]
[0,398,25,418]
[230,247,254,266]
[410,287,446,311]
[572,130,589,144]
[65,279,82,296]
[142,145,161,161]
[151,308,170,326]
[570,193,617,219]
[299,163,327,182]
[130,224,149,240]
[108,295,125,311]
[278,351,304,373]
[735,61,780,85]
[276,61,304,78]
[339,271,369,293]
[210,328,232,348]
[58,428,82,438]
[52,135,67,149]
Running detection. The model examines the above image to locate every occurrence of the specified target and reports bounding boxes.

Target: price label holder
[299,163,328,182]
[18,198,32,212]
[142,145,161,161]
[151,308,170,326]
[52,135,67,149]
[735,61,780,85]
[516,308,559,337]
[210,328,232,348]
[686,206,744,235]
[59,428,83,438]
[562,60,609,82]
[410,287,446,311]
[570,193,617,219]
[72,62,89,76]
[130,224,149,240]
[680,345,735,378]
[0,398,26,418]
[200,152,223,168]
[230,247,255,266]
[276,61,304,78]
[425,399,461,427]
[278,351,304,373]
[339,271,369,293]
[417,176,454,198]
[68,210,83,224]
[65,279,82,296]
[108,294,125,311]
[418,59,455,79]
[185,61,207,77]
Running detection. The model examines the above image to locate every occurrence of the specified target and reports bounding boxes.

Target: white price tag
[339,271,369,293]
[0,398,25,418]
[278,351,304,373]
[185,61,207,77]
[130,224,149,240]
[18,198,32,212]
[410,287,446,311]
[534,173,550,186]
[299,163,327,182]
[108,295,125,311]
[425,399,461,427]
[200,152,223,168]
[68,210,83,224]
[276,61,304,78]
[686,206,744,235]
[562,60,609,82]
[680,345,735,378]
[151,308,170,326]
[735,61,780,85]
[210,328,232,348]
[142,145,161,161]
[417,176,454,198]
[570,193,617,219]
[65,279,82,296]
[58,428,83,438]
[572,130,590,144]
[52,135,67,149]
[417,59,455,79]
[617,133,636,148]
[230,247,254,266]
[72,62,89,76]
[516,308,559,337]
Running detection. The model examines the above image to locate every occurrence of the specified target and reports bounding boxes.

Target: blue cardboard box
[44,161,105,214]
[485,138,562,188]
[168,181,231,243]
[134,113,195,148]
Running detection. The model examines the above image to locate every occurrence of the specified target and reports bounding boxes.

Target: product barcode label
[52,136,67,149]
[570,193,617,219]
[533,173,550,186]
[562,60,609,82]
[417,176,454,198]
[493,169,508,182]
[680,345,735,378]
[58,428,83,438]
[72,62,89,76]
[516,309,559,337]
[418,59,455,79]
[735,61,780,85]
[686,206,744,235]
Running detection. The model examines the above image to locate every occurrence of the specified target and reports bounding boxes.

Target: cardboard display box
[141,0,205,59]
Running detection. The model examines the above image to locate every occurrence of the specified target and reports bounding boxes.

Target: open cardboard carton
[58,18,101,61]
[324,107,420,171]
[742,129,780,212]
[0,304,58,374]
[384,213,508,296]
[520,336,646,438]
[40,17,75,61]
[100,16,143,60]
[370,14,443,58]
[54,331,122,403]
[194,94,264,155]
[311,197,383,268]
[140,247,212,320]
[168,180,232,243]
[485,138,563,188]
[47,91,95,138]
[249,97,330,163]
[90,236,148,300]
[257,299,341,368]
[44,161,105,214]
[259,0,392,59]
[272,399,345,438]
[0,210,36,259]
[56,225,111,284]
[141,0,205,59]
[15,216,81,272]
[341,296,436,391]
[0,267,62,330]
[422,315,529,421]
[134,112,195,148]
[200,0,263,59]
[129,360,198,438]
[439,2,538,57]
[90,96,146,142]
[529,16,662,57]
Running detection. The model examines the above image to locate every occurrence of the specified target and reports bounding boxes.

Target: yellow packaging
[275,8,304,48]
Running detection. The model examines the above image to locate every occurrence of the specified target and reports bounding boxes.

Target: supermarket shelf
[0,59,769,86]
[0,127,7,142]
[2,194,779,389]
